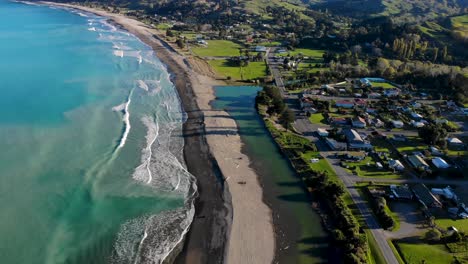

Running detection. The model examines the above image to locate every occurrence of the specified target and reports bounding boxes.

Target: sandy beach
[40,2,275,263]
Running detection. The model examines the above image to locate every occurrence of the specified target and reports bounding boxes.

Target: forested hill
[311,0,467,23]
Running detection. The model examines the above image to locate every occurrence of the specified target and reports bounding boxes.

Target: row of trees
[256,86,369,263]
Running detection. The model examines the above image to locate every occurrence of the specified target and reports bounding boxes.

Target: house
[343,129,373,150]
[430,146,443,156]
[354,98,367,107]
[432,157,450,169]
[389,159,405,171]
[344,151,366,161]
[254,45,267,52]
[352,117,366,128]
[447,137,464,148]
[335,100,354,108]
[300,97,314,109]
[409,112,423,121]
[410,101,422,108]
[407,155,429,169]
[389,185,412,200]
[197,39,208,45]
[366,108,377,114]
[411,120,425,128]
[317,128,329,137]
[391,120,404,128]
[412,183,443,208]
[435,119,448,125]
[330,117,348,126]
[431,186,457,200]
[325,138,347,151]
[384,88,400,97]
[368,92,381,99]
[373,118,385,128]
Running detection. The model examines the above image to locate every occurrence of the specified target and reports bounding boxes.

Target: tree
[418,124,447,146]
[375,58,389,74]
[176,38,185,49]
[166,29,174,37]
[424,229,441,242]
[280,108,295,130]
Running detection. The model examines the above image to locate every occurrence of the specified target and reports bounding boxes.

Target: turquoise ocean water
[0,1,195,263]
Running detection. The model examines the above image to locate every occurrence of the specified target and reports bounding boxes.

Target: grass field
[392,136,428,154]
[369,81,397,89]
[192,40,242,57]
[394,241,455,264]
[301,151,337,177]
[451,15,468,31]
[208,59,267,80]
[345,157,403,179]
[435,218,468,233]
[308,113,325,124]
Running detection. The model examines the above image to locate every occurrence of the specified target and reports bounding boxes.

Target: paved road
[327,157,400,264]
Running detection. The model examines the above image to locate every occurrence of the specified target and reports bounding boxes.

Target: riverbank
[40,2,275,263]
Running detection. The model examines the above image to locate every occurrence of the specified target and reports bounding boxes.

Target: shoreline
[38,2,275,264]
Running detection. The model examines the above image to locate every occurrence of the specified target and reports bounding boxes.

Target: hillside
[310,0,467,23]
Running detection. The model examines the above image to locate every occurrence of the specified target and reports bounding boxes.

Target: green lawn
[308,113,326,124]
[281,48,325,60]
[345,157,403,179]
[208,59,267,80]
[435,218,468,233]
[369,81,397,89]
[301,151,337,178]
[394,241,455,264]
[192,40,242,57]
[392,136,428,154]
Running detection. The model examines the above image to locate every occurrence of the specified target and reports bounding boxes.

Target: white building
[389,159,405,171]
[432,157,450,169]
[317,128,329,137]
[391,120,404,128]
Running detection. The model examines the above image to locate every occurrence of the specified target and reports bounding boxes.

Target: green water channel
[212,86,329,263]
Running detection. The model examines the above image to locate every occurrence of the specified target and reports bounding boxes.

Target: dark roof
[412,184,442,208]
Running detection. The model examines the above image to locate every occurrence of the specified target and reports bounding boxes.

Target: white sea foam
[137,80,149,92]
[77,12,88,17]
[115,89,133,152]
[112,103,126,112]
[88,27,96,32]
[113,50,124,58]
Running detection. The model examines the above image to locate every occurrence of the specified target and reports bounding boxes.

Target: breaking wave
[115,89,134,152]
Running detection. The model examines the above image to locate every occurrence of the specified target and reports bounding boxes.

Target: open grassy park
[394,241,456,264]
[301,151,336,178]
[208,59,267,81]
[369,81,397,89]
[192,40,242,57]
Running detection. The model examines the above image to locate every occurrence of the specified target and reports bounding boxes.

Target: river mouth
[211,86,329,263]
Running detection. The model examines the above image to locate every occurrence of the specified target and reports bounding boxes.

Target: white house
[389,159,405,171]
[411,120,425,128]
[432,157,450,169]
[410,112,423,120]
[391,120,404,128]
[317,128,329,137]
[447,137,464,148]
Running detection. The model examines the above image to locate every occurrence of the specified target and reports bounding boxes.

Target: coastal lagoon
[212,86,328,263]
[0,1,195,263]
